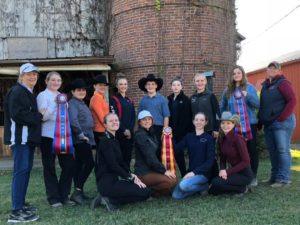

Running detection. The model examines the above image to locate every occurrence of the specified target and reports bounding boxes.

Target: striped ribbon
[161,127,176,175]
[234,89,252,141]
[52,94,74,155]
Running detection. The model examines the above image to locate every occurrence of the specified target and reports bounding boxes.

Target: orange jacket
[89,91,109,132]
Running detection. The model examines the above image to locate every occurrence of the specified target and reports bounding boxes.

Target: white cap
[19,63,39,74]
[138,110,153,120]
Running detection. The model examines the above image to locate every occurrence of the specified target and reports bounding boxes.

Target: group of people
[4,60,296,223]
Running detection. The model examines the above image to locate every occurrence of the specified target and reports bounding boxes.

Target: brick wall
[110,0,237,103]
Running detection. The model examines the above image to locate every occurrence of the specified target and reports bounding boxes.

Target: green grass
[1,159,300,225]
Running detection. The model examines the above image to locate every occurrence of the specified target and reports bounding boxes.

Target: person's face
[267,66,281,79]
[194,74,207,91]
[46,74,62,91]
[220,120,235,134]
[20,71,38,89]
[71,88,86,100]
[94,83,107,94]
[145,81,157,94]
[171,81,182,95]
[117,79,128,94]
[193,113,207,130]
[233,68,243,83]
[105,114,120,132]
[139,117,153,130]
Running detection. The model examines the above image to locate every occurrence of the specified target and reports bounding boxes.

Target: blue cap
[220,111,240,126]
[19,63,39,74]
[138,110,153,120]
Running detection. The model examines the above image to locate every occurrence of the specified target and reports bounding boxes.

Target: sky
[236,0,300,72]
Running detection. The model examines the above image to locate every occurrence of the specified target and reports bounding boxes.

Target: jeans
[172,174,208,200]
[11,144,35,210]
[264,114,296,183]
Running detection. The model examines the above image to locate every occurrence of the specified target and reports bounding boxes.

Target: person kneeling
[91,113,150,211]
[172,112,215,200]
[134,110,177,197]
[209,112,253,196]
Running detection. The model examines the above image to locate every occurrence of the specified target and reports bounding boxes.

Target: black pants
[98,174,151,204]
[174,150,186,177]
[209,167,253,195]
[40,137,75,204]
[73,142,95,190]
[116,131,133,168]
[153,125,163,160]
[247,125,259,176]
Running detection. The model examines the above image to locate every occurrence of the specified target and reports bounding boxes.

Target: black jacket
[96,131,131,182]
[134,126,166,176]
[168,91,193,142]
[4,83,42,147]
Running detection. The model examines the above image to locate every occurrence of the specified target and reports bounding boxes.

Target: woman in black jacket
[134,110,177,197]
[168,77,192,177]
[91,113,150,211]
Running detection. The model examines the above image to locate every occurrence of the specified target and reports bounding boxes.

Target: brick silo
[109,0,238,101]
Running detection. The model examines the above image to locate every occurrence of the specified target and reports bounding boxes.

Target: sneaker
[82,192,92,201]
[50,202,63,208]
[62,199,76,206]
[8,209,39,223]
[270,182,291,188]
[90,193,103,210]
[249,178,258,187]
[70,190,85,205]
[261,178,275,184]
[23,202,37,212]
[101,197,119,212]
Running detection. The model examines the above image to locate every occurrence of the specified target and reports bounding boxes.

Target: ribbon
[234,88,252,140]
[161,127,176,175]
[52,94,74,155]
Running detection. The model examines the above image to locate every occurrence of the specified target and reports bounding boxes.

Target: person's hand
[165,170,176,179]
[39,108,47,116]
[219,169,227,180]
[213,131,219,138]
[241,91,248,97]
[124,129,131,139]
[131,174,147,188]
[183,171,195,179]
[82,136,89,142]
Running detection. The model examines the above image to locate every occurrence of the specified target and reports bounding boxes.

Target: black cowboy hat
[138,74,163,92]
[66,78,88,92]
[93,74,109,85]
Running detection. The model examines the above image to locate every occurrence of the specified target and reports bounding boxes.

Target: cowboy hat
[138,74,163,92]
[93,74,109,85]
[220,111,240,126]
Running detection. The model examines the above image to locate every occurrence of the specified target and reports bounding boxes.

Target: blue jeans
[172,174,208,200]
[11,144,35,210]
[264,114,296,183]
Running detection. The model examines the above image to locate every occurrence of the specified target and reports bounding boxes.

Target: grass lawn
[1,159,300,225]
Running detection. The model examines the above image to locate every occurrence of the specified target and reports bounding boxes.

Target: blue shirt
[138,93,170,126]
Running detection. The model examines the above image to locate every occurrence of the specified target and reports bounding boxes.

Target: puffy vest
[258,77,286,124]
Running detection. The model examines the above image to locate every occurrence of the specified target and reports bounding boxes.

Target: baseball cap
[267,61,281,69]
[19,63,39,74]
[138,110,153,120]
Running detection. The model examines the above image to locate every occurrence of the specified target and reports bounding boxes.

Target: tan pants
[139,173,177,197]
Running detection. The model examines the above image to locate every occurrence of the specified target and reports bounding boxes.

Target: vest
[259,77,286,124]
[191,90,214,131]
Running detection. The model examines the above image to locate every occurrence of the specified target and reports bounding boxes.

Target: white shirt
[37,88,60,138]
